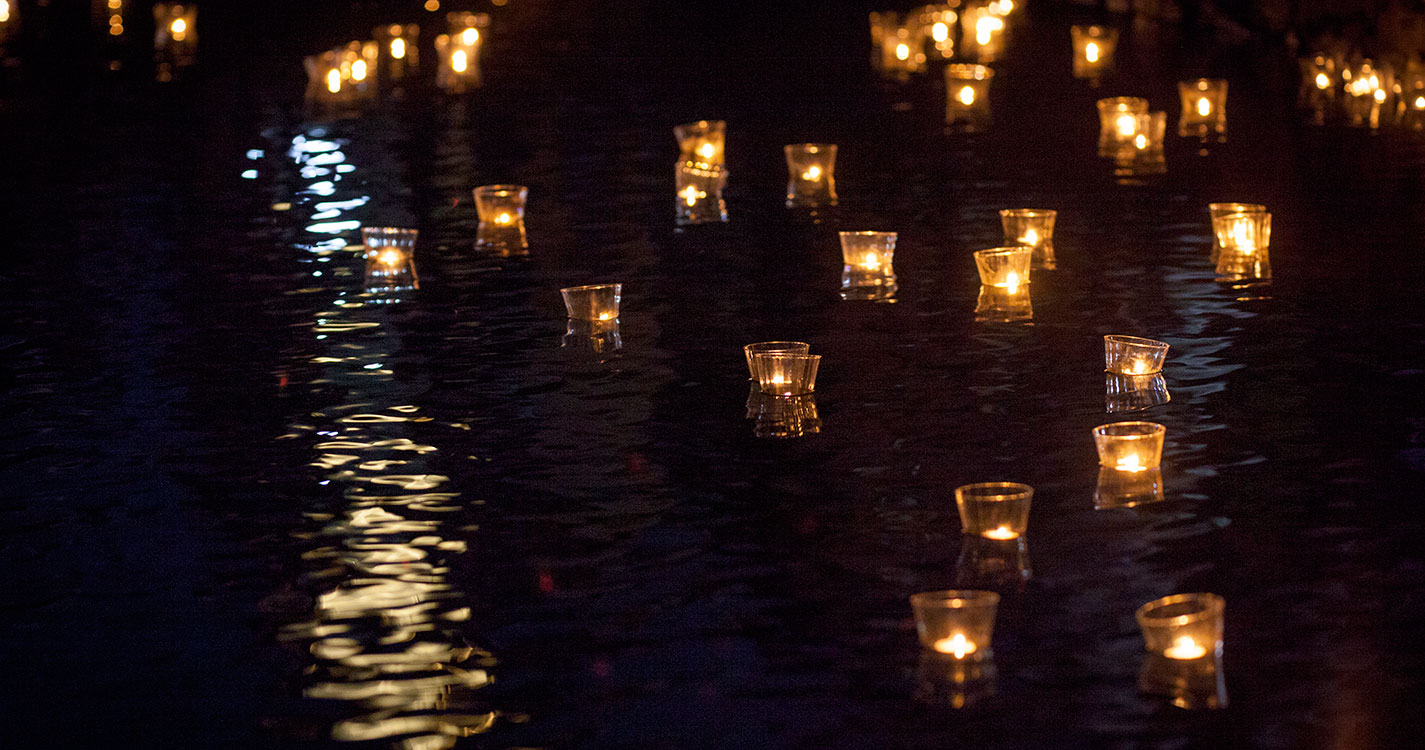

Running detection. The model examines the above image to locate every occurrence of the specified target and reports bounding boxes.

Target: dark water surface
[6,2,1425,748]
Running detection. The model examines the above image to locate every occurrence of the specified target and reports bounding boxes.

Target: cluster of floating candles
[1298,54,1425,130]
[870,2,1013,90]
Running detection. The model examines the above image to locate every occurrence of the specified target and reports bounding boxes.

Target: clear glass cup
[909,589,1001,659]
[946,64,994,130]
[999,208,1056,268]
[784,144,837,207]
[752,353,821,396]
[1070,25,1117,80]
[474,184,529,253]
[974,285,1033,324]
[1178,78,1228,137]
[1136,593,1225,661]
[560,283,622,321]
[840,231,898,300]
[955,482,1033,540]
[1097,96,1149,153]
[562,318,621,354]
[1104,335,1169,375]
[1211,209,1271,254]
[973,247,1032,291]
[744,341,811,380]
[1092,421,1166,473]
[674,120,726,167]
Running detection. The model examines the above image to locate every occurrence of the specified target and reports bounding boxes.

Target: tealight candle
[1070,25,1117,81]
[378,23,419,82]
[1104,335,1169,376]
[434,15,485,93]
[1093,466,1164,509]
[922,7,957,59]
[999,208,1057,268]
[361,227,420,294]
[1211,207,1270,255]
[473,184,529,254]
[973,246,1032,292]
[1096,96,1149,154]
[974,284,1033,324]
[784,144,837,208]
[839,231,898,300]
[1111,112,1168,179]
[1178,78,1228,138]
[674,120,726,168]
[560,283,622,322]
[909,589,1000,660]
[744,341,811,381]
[879,23,927,77]
[754,393,821,439]
[675,162,728,226]
[752,353,821,396]
[1092,421,1166,473]
[1105,372,1171,413]
[955,482,1033,540]
[1136,593,1224,662]
[945,64,994,130]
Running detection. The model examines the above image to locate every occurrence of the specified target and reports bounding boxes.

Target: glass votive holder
[1094,466,1165,510]
[964,7,1005,62]
[974,285,1033,324]
[999,208,1056,268]
[752,353,821,396]
[674,120,725,168]
[744,341,811,381]
[973,247,1031,292]
[1211,208,1270,255]
[1104,335,1169,376]
[840,231,898,300]
[784,144,837,208]
[560,283,621,322]
[363,245,420,294]
[923,8,957,59]
[880,23,927,77]
[1071,25,1117,81]
[473,184,529,254]
[1139,651,1228,710]
[434,16,484,93]
[955,536,1031,594]
[914,651,997,710]
[1092,421,1166,473]
[1178,78,1228,138]
[754,394,821,439]
[1105,372,1170,413]
[909,589,1000,660]
[675,162,728,226]
[1136,593,1225,662]
[1299,55,1336,104]
[562,318,622,356]
[1097,96,1149,154]
[955,482,1032,540]
[945,64,994,130]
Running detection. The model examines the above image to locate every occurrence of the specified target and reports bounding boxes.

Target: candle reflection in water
[1094,466,1165,509]
[1139,651,1228,709]
[562,318,621,356]
[435,13,487,93]
[954,535,1030,594]
[914,651,997,710]
[750,392,821,439]
[945,64,994,131]
[839,231,897,301]
[675,162,728,226]
[272,127,498,747]
[974,283,1032,323]
[1105,372,1170,413]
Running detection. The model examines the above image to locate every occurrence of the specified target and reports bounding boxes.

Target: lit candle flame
[351,60,367,82]
[326,68,342,93]
[802,165,821,181]
[1134,133,1148,150]
[998,271,1020,293]
[1229,219,1256,252]
[983,525,1018,540]
[1085,41,1099,64]
[1315,72,1331,90]
[860,252,882,271]
[391,38,407,59]
[1020,228,1039,246]
[494,212,514,225]
[1374,88,1386,103]
[597,312,614,321]
[895,43,910,61]
[451,49,468,73]
[680,185,704,207]
[1196,97,1211,117]
[697,142,716,160]
[932,22,948,43]
[958,85,976,106]
[934,633,978,659]
[1164,636,1207,660]
[377,249,404,267]
[0,1,9,23]
[1415,95,1425,110]
[975,16,1002,46]
[461,27,479,46]
[1126,360,1151,375]
[1116,113,1137,138]
[1115,454,1146,473]
[170,18,186,41]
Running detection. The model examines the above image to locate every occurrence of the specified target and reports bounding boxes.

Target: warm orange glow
[494,212,513,225]
[895,43,910,61]
[1230,218,1256,251]
[934,633,978,658]
[1196,97,1211,117]
[1085,42,1099,63]
[451,49,468,73]
[983,525,1018,540]
[931,22,948,43]
[1134,133,1148,150]
[597,312,614,321]
[378,249,404,267]
[170,18,186,35]
[325,68,341,93]
[390,38,406,59]
[1374,88,1387,103]
[109,23,124,35]
[697,142,715,160]
[0,0,9,22]
[424,0,440,10]
[1165,636,1207,660]
[859,252,881,271]
[1115,113,1137,137]
[1315,73,1331,90]
[1020,228,1039,246]
[680,185,702,207]
[998,271,1020,293]
[1126,359,1152,375]
[461,27,479,46]
[1415,96,1425,110]
[975,16,1002,46]
[958,85,976,105]
[351,60,367,82]
[801,165,821,181]
[1115,454,1146,473]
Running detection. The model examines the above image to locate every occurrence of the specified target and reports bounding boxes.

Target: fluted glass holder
[474,184,529,254]
[974,247,1031,292]
[1139,652,1228,710]
[1097,97,1149,155]
[1105,372,1170,413]
[909,589,1000,660]
[1071,25,1117,81]
[745,341,811,380]
[561,283,621,321]
[1207,202,1266,261]
[954,536,1031,593]
[754,394,821,439]
[1136,593,1225,662]
[752,353,821,396]
[1093,421,1166,473]
[674,120,725,168]
[1094,467,1165,509]
[946,65,994,130]
[974,285,1033,324]
[361,227,420,294]
[914,652,997,710]
[1179,79,1228,138]
[675,162,728,226]
[785,144,837,207]
[840,231,898,300]
[1104,335,1169,376]
[1211,208,1270,256]
[999,209,1056,268]
[955,482,1032,540]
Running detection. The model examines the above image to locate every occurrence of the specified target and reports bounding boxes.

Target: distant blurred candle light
[1097,96,1148,155]
[674,162,728,226]
[1104,335,1169,376]
[1178,78,1228,139]
[378,23,419,82]
[784,144,837,208]
[1070,25,1117,81]
[473,184,529,254]
[999,209,1056,269]
[955,482,1033,540]
[839,231,898,300]
[675,120,726,168]
[435,13,486,92]
[945,64,994,130]
[561,283,622,322]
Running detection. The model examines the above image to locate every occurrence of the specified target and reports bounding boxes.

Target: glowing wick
[597,312,614,321]
[451,50,468,74]
[934,634,978,658]
[1374,88,1386,103]
[170,18,187,41]
[1116,113,1137,138]
[461,27,479,46]
[932,22,948,43]
[351,60,367,82]
[326,69,342,93]
[1315,73,1331,90]
[1196,97,1211,117]
[860,252,882,271]
[494,212,514,225]
[1020,228,1039,246]
[1229,219,1256,252]
[958,86,976,106]
[1134,133,1148,150]
[391,38,407,59]
[895,43,910,61]
[1085,42,1099,64]
[983,525,1018,540]
[1164,636,1207,660]
[998,271,1020,293]
[377,249,404,267]
[697,142,716,160]
[1115,455,1146,473]
[801,165,821,181]
[680,185,704,207]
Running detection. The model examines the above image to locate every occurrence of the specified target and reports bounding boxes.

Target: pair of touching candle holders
[676,119,841,224]
[743,341,821,438]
